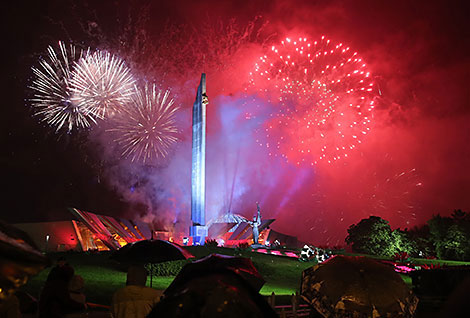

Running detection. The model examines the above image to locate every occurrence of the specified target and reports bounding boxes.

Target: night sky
[3,0,470,245]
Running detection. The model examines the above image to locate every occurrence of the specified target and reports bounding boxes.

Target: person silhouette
[112,265,163,318]
[38,258,86,318]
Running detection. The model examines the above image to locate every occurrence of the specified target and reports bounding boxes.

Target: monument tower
[190,74,208,245]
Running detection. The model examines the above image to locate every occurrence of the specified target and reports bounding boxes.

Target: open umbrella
[148,254,276,318]
[300,255,418,318]
[165,253,265,293]
[110,239,194,287]
[0,221,50,300]
[110,239,194,264]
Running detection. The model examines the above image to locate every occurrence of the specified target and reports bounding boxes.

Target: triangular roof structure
[14,208,156,252]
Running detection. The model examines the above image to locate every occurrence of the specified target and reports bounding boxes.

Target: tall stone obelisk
[190,74,208,245]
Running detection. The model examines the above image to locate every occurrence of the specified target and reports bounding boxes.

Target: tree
[451,209,468,221]
[442,224,470,261]
[346,216,417,257]
[345,216,393,256]
[428,211,470,261]
[407,224,433,257]
[389,229,417,257]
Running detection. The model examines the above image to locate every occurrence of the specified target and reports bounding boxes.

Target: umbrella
[110,239,194,287]
[110,239,194,264]
[148,254,276,318]
[165,253,265,293]
[0,221,50,300]
[300,255,418,318]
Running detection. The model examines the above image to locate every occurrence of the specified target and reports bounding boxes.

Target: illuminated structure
[13,208,155,252]
[190,74,208,245]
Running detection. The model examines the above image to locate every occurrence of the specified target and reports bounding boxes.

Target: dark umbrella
[110,239,194,264]
[0,221,50,300]
[300,255,418,318]
[165,253,265,293]
[148,254,276,318]
[110,240,194,287]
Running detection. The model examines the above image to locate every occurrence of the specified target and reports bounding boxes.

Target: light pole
[45,234,50,253]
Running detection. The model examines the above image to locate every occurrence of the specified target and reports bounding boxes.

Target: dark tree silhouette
[428,211,470,261]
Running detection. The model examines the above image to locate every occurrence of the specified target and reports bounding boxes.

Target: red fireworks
[249,36,377,165]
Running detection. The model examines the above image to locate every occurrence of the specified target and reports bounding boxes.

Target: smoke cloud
[10,0,468,245]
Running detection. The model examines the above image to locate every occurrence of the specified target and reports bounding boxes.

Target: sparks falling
[70,50,136,120]
[249,36,377,165]
[352,167,423,223]
[29,41,95,132]
[107,83,180,163]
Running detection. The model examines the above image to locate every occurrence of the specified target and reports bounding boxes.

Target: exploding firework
[30,41,95,132]
[107,83,179,163]
[70,50,135,120]
[248,36,377,165]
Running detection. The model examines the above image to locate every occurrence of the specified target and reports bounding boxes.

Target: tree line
[345,209,470,261]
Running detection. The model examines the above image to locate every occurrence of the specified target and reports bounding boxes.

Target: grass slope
[20,247,470,306]
[20,247,310,305]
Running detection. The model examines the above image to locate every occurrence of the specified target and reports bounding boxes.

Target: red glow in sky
[248,36,375,165]
[3,0,470,246]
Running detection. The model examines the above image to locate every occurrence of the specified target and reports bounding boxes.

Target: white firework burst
[108,83,180,163]
[30,41,95,132]
[70,50,136,120]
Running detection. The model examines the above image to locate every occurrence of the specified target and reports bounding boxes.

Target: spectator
[46,257,74,282]
[0,293,21,318]
[66,275,87,318]
[111,265,163,318]
[0,221,49,318]
[439,275,470,318]
[38,258,86,318]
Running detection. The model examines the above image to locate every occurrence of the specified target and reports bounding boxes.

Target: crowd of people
[32,257,162,318]
[38,257,86,318]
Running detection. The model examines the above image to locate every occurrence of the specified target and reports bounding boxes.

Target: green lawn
[20,247,311,305]
[335,250,470,267]
[19,247,470,306]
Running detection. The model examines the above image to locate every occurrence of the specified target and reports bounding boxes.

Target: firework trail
[249,36,377,165]
[107,83,180,164]
[70,50,135,120]
[359,167,423,224]
[30,41,95,132]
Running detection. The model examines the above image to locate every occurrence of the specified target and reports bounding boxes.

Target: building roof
[207,212,248,226]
